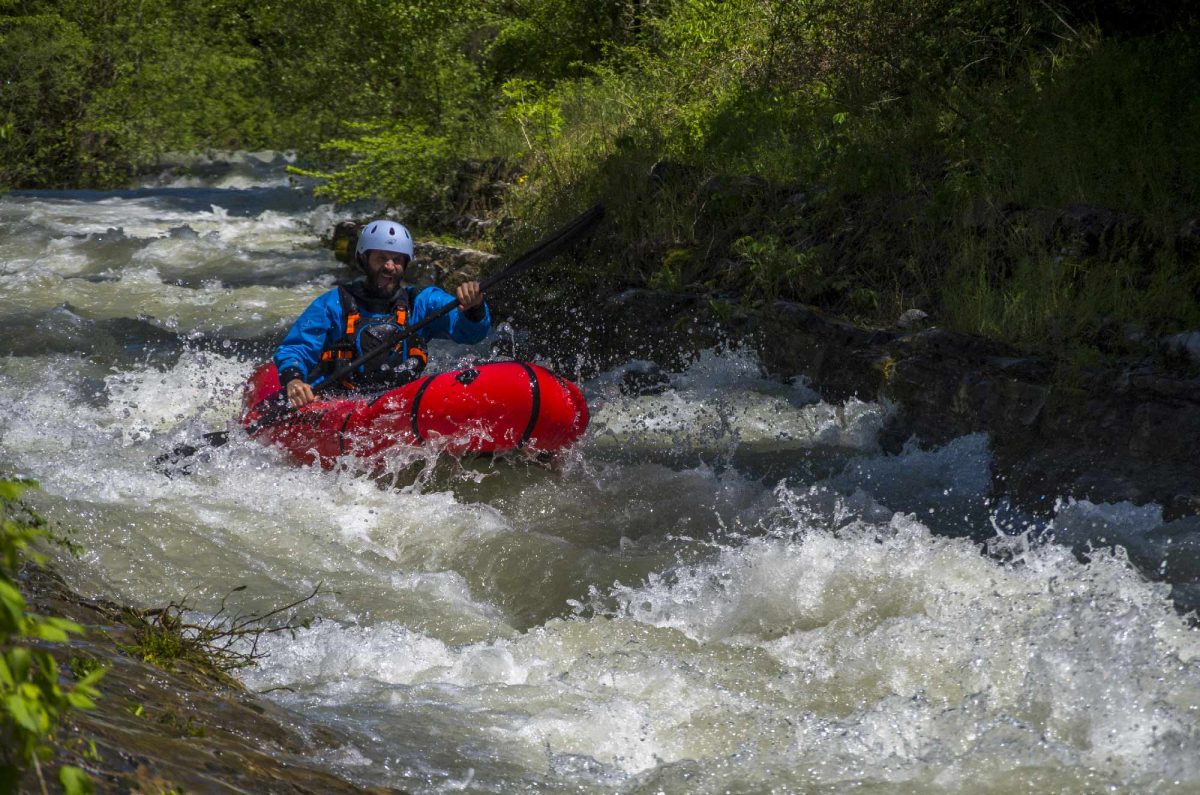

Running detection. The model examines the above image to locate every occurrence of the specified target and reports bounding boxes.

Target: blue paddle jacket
[274,279,491,389]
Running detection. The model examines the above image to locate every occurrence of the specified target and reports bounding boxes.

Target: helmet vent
[389,226,396,235]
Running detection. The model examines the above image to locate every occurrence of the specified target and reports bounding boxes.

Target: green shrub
[289,123,456,212]
[0,479,103,794]
[732,235,824,302]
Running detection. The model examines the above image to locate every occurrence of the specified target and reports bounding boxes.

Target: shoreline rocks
[503,279,1200,523]
[20,566,396,794]
[754,300,1200,521]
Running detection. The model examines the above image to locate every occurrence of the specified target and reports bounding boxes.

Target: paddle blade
[153,430,231,477]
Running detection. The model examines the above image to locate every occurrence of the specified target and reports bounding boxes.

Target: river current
[1,154,1197,793]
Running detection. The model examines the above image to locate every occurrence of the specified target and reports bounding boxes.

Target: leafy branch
[123,583,326,680]
[0,478,102,795]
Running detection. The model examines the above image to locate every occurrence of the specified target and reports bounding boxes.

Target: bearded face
[364,250,408,295]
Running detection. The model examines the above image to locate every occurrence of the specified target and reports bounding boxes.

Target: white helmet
[354,219,414,271]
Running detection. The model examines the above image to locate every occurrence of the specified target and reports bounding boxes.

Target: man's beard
[367,271,400,296]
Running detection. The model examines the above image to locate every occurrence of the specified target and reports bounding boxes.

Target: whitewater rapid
[0,154,1196,793]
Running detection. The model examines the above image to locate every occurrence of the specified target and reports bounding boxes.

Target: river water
[1,154,1198,793]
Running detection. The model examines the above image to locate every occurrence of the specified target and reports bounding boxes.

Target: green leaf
[33,622,71,643]
[0,578,28,612]
[75,665,107,688]
[35,616,83,642]
[59,764,93,795]
[5,692,41,732]
[0,480,32,502]
[66,691,96,710]
[31,650,59,685]
[7,647,31,681]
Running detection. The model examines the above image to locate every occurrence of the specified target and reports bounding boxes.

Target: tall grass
[937,38,1200,350]
[496,16,1200,358]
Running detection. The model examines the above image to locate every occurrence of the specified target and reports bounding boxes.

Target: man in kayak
[275,219,490,408]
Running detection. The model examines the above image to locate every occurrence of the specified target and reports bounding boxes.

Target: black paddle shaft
[160,203,605,461]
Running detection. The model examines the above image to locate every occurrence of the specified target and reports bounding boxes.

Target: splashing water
[0,156,1196,793]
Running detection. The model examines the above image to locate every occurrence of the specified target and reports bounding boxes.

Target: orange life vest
[311,286,428,390]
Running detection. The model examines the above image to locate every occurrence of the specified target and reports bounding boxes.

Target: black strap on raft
[516,362,541,448]
[408,375,439,443]
[404,363,541,449]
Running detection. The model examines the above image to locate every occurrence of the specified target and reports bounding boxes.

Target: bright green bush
[289,123,456,211]
[0,0,267,188]
[0,479,103,794]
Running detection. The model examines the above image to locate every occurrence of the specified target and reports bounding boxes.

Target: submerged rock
[619,361,671,396]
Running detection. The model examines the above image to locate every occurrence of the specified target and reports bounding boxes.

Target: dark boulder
[755,300,1200,522]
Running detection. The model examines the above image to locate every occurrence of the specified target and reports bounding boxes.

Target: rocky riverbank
[18,566,396,794]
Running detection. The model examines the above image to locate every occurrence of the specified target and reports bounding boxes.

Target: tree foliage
[1,0,1197,352]
[0,0,266,187]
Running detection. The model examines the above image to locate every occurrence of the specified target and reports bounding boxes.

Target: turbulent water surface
[1,154,1198,793]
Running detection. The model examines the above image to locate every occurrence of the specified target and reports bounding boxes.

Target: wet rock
[1144,516,1200,580]
[20,568,388,794]
[619,361,671,396]
[404,241,499,290]
[1166,494,1200,522]
[755,299,1200,525]
[895,308,929,330]
[330,220,359,264]
[453,215,496,239]
[493,280,714,378]
[86,226,128,242]
[756,301,896,402]
[1162,330,1200,367]
[1170,582,1200,617]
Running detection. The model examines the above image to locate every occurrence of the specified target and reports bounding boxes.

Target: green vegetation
[3,0,1198,359]
[118,584,322,687]
[0,479,102,794]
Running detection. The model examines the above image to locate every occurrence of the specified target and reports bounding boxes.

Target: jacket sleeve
[412,286,492,344]
[273,290,344,383]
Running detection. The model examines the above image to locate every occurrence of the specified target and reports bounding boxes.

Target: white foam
[590,349,888,454]
[226,488,1200,786]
